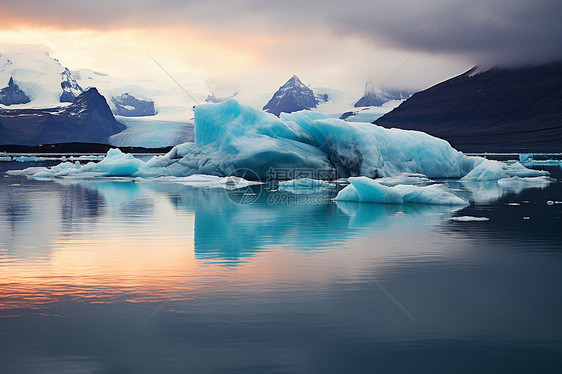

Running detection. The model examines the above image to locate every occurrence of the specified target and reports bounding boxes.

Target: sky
[0,0,560,98]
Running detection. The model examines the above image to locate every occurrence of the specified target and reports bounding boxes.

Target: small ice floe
[520,154,562,167]
[68,155,106,161]
[523,217,531,220]
[374,173,432,187]
[14,156,51,162]
[461,159,548,181]
[277,178,335,193]
[547,201,554,205]
[497,176,551,187]
[335,176,468,205]
[506,202,521,206]
[449,216,490,222]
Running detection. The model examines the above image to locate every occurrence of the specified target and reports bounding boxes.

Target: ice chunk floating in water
[461,158,548,181]
[335,177,469,205]
[26,149,145,178]
[449,216,490,222]
[277,178,335,192]
[143,100,476,179]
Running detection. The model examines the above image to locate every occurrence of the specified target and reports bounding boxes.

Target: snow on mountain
[60,68,83,102]
[72,67,202,122]
[0,49,82,107]
[354,81,413,107]
[263,75,318,116]
[205,79,238,103]
[311,86,404,123]
[111,93,156,117]
[71,67,199,147]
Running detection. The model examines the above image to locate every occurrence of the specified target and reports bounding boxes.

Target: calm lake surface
[1,160,561,373]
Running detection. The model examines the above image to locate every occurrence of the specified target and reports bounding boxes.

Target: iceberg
[19,149,144,178]
[140,99,475,180]
[335,177,469,205]
[14,156,51,162]
[461,158,547,181]
[519,153,562,168]
[497,176,552,188]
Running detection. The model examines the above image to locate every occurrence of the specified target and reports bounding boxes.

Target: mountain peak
[354,82,413,108]
[0,76,31,105]
[67,87,115,119]
[263,75,318,116]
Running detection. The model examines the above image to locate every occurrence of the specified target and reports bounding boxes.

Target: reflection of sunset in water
[0,176,468,315]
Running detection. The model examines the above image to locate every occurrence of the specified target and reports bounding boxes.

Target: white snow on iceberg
[335,177,469,205]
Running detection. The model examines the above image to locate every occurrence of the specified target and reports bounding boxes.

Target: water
[1,160,561,373]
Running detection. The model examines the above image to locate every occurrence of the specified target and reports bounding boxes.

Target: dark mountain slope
[0,88,126,145]
[375,63,562,152]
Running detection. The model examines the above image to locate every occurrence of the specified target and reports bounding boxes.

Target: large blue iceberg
[142,99,474,179]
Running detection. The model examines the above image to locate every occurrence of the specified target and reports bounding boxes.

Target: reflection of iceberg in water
[336,201,462,230]
[55,178,154,215]
[453,177,552,204]
[5,172,554,266]
[33,178,464,265]
[187,192,463,265]
[138,184,464,265]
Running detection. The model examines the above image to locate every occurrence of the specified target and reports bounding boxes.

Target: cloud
[0,0,561,65]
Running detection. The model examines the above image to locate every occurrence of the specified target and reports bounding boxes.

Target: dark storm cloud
[2,0,561,65]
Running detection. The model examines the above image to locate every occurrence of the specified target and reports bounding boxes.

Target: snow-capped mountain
[60,68,83,102]
[354,81,413,107]
[310,86,404,123]
[263,75,318,116]
[71,68,196,147]
[111,93,156,117]
[0,77,30,105]
[0,88,126,145]
[0,50,83,107]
